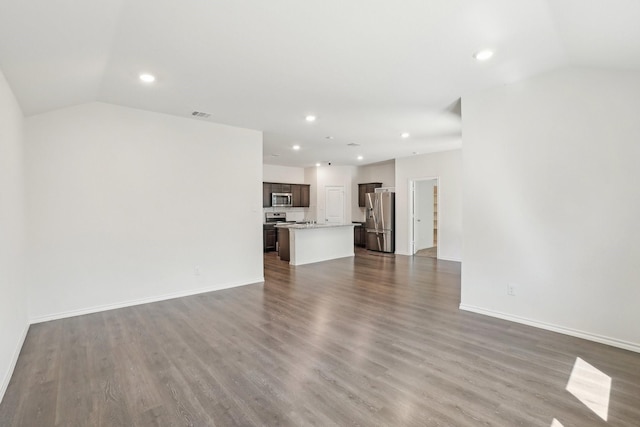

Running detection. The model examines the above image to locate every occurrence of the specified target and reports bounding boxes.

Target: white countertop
[275,223,354,230]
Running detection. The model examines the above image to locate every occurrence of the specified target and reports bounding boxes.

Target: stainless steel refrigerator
[365,192,395,253]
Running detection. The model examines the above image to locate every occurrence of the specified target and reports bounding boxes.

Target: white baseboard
[436,255,462,262]
[459,304,640,354]
[0,322,29,403]
[395,251,462,263]
[30,277,265,324]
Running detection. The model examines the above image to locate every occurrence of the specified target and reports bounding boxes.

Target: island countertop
[275,223,354,265]
[275,223,354,230]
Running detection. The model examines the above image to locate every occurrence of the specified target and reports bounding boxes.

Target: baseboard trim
[395,250,462,262]
[30,277,265,324]
[459,304,640,354]
[0,322,29,403]
[435,255,462,262]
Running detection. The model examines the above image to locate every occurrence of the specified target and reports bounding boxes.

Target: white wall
[304,167,319,221]
[25,102,264,322]
[461,67,640,351]
[352,161,395,221]
[0,70,28,401]
[262,164,309,221]
[311,165,357,224]
[395,150,462,260]
[303,162,394,223]
[356,160,396,186]
[263,164,305,184]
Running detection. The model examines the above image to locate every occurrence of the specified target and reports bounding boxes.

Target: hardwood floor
[414,246,437,258]
[1,251,639,426]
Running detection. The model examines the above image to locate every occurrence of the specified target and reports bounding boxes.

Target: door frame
[408,176,439,257]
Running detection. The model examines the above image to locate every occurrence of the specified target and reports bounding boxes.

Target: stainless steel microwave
[272,193,293,207]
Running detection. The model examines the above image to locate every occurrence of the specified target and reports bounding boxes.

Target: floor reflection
[566,357,611,421]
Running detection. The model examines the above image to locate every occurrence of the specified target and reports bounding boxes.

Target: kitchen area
[263,175,395,265]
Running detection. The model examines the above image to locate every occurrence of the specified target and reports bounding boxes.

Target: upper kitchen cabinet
[263,182,272,207]
[300,185,310,207]
[292,184,310,207]
[271,183,282,194]
[358,183,382,207]
[263,182,310,208]
[270,183,291,193]
[291,184,300,206]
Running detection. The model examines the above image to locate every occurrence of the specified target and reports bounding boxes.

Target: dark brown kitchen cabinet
[264,182,310,208]
[263,226,276,252]
[358,182,382,207]
[300,185,310,207]
[291,184,310,207]
[263,182,272,207]
[353,223,366,247]
[278,227,290,261]
[291,184,301,206]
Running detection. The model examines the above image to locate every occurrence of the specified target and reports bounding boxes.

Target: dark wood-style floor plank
[1,249,639,426]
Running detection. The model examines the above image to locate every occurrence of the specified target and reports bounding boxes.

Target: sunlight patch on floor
[566,357,611,421]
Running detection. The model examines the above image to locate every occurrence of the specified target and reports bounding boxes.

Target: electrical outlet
[507,284,516,296]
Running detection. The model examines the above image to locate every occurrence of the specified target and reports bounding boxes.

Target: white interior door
[325,186,345,224]
[414,179,436,250]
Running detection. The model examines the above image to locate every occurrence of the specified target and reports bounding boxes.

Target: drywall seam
[30,277,264,324]
[459,304,640,354]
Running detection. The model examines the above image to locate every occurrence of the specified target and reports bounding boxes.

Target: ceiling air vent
[191,111,212,118]
[347,142,360,147]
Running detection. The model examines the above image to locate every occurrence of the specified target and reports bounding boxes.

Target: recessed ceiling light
[315,163,321,167]
[401,132,410,139]
[139,73,156,83]
[292,145,300,150]
[357,155,363,161]
[412,152,419,155]
[325,136,334,140]
[473,50,494,61]
[305,115,316,122]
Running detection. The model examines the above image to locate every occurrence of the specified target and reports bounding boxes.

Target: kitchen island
[276,223,355,266]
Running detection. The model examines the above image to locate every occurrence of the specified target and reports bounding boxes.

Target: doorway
[411,178,438,258]
[325,186,345,224]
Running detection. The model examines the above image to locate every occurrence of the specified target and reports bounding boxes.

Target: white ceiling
[1,0,639,167]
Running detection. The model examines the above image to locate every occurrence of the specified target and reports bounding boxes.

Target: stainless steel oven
[272,192,293,207]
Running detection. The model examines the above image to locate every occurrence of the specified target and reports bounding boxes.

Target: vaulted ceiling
[1,0,639,167]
